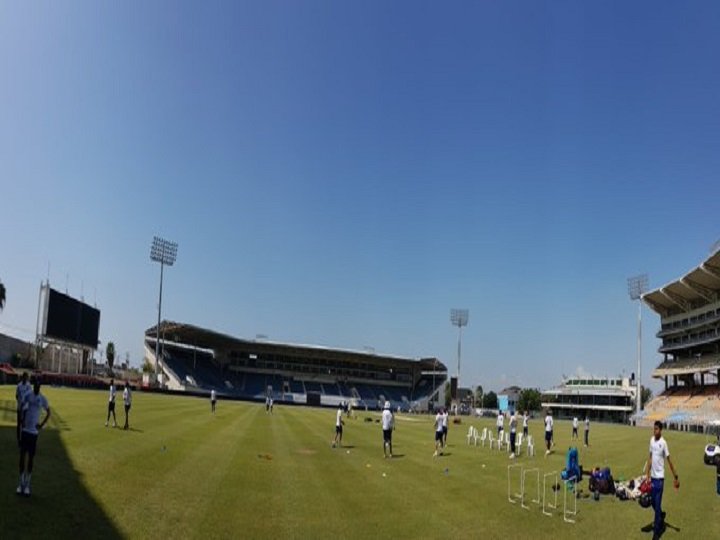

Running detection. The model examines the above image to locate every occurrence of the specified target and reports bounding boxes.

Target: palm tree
[106,341,115,373]
[0,280,5,311]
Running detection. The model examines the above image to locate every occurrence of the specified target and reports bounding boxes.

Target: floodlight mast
[150,236,178,385]
[627,274,649,418]
[450,308,469,385]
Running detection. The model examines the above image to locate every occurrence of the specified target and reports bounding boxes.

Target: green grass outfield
[1,386,718,539]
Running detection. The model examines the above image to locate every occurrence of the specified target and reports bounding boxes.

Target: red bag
[640,479,652,494]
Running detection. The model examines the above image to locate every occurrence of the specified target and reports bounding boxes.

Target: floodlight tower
[450,308,469,383]
[150,236,178,382]
[627,274,649,417]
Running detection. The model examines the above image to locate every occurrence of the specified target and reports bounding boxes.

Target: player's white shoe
[105,422,108,427]
[433,451,438,457]
[509,453,516,459]
[16,484,23,495]
[23,485,30,497]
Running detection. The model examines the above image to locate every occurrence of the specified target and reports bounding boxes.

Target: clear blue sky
[2,2,720,393]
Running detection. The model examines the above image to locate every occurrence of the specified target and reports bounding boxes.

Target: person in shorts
[522,411,529,438]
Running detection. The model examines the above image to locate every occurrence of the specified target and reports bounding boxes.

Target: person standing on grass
[433,409,444,457]
[572,416,579,440]
[441,407,449,447]
[332,405,344,448]
[509,410,518,459]
[544,409,554,456]
[17,378,51,497]
[496,410,504,438]
[16,371,32,445]
[269,397,274,414]
[522,411,529,438]
[211,389,217,414]
[584,415,590,447]
[382,401,394,458]
[123,382,132,430]
[644,421,679,540]
[105,379,117,427]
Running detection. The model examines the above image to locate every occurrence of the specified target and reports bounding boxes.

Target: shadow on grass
[0,426,122,538]
[640,520,681,536]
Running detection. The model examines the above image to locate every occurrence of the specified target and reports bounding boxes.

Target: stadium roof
[145,320,446,371]
[642,249,720,317]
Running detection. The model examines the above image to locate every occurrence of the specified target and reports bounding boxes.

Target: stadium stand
[540,376,636,423]
[144,321,446,410]
[641,247,720,430]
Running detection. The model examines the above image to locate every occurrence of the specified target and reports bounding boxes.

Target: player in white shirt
[572,416,579,440]
[122,382,132,430]
[441,409,449,447]
[433,409,445,457]
[269,397,274,414]
[211,389,217,414]
[509,411,518,459]
[332,405,344,448]
[644,421,679,539]
[522,411,529,438]
[544,410,554,456]
[15,371,32,445]
[105,379,117,427]
[381,401,394,458]
[584,416,590,447]
[496,411,504,438]
[17,378,51,496]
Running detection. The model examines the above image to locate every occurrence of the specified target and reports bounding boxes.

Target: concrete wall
[0,332,32,363]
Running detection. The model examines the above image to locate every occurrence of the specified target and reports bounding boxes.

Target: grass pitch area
[1,387,718,539]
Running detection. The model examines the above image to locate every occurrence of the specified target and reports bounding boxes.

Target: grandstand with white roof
[144,321,447,411]
[641,248,720,430]
[540,375,636,423]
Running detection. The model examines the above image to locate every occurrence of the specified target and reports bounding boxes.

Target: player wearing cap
[17,378,51,496]
[332,405,344,448]
[15,372,32,445]
[105,379,117,427]
[382,401,394,458]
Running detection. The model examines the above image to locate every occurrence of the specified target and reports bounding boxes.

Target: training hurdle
[563,476,578,523]
[521,468,540,510]
[507,464,523,504]
[542,471,558,516]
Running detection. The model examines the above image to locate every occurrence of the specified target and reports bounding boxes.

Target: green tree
[142,359,154,374]
[641,385,653,408]
[517,388,542,412]
[482,391,498,409]
[474,385,484,404]
[106,342,116,373]
[0,280,5,311]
